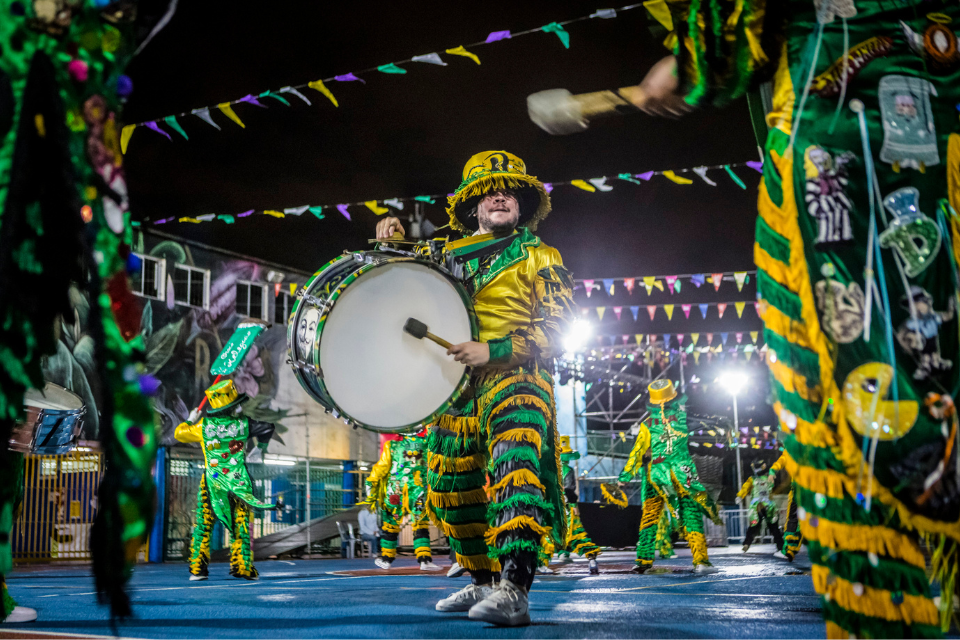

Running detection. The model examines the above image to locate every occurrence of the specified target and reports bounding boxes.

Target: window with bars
[130,253,166,301]
[236,280,268,321]
[172,265,210,309]
[274,290,294,325]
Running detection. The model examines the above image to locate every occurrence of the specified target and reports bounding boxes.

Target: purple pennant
[237,209,255,218]
[154,217,175,225]
[636,171,654,181]
[543,183,553,194]
[746,160,763,173]
[335,73,365,84]
[238,94,267,108]
[144,121,171,140]
[486,30,511,43]
[690,273,705,288]
[336,204,351,220]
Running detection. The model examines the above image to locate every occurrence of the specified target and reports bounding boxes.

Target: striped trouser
[564,505,601,559]
[781,488,802,560]
[189,476,257,579]
[379,499,432,562]
[428,368,563,590]
[636,477,710,569]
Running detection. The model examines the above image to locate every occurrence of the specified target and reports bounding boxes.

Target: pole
[733,393,744,538]
[305,416,311,556]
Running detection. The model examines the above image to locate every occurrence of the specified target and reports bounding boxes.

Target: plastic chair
[346,523,365,558]
[336,521,354,559]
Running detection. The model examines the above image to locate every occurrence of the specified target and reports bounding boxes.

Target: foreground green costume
[647,0,960,635]
[364,434,433,565]
[175,380,275,580]
[558,437,601,561]
[619,380,721,571]
[0,1,168,618]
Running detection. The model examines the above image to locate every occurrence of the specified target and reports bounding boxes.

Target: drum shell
[9,405,86,455]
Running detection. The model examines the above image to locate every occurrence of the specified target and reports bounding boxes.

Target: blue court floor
[3,546,824,639]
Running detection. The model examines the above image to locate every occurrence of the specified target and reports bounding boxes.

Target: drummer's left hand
[447,341,489,366]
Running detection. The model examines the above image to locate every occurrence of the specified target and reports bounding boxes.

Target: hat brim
[447,173,551,234]
[206,393,250,416]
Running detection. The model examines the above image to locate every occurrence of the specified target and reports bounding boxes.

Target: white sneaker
[772,551,787,560]
[536,565,554,574]
[420,560,441,571]
[588,558,599,575]
[374,557,392,570]
[694,564,719,574]
[189,574,208,581]
[3,606,37,623]
[446,561,466,578]
[468,579,530,627]
[436,583,493,612]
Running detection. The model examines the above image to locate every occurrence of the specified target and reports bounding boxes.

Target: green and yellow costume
[645,0,960,635]
[619,380,721,571]
[558,437,601,561]
[738,460,785,552]
[174,380,275,580]
[364,434,433,564]
[427,151,573,591]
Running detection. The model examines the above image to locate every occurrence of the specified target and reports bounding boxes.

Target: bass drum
[9,383,86,454]
[288,251,477,433]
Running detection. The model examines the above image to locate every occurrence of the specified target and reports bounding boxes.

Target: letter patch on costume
[879,187,942,277]
[804,146,856,248]
[878,75,939,172]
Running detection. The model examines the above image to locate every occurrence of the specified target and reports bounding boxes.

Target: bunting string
[582,300,761,321]
[119,4,646,152]
[134,160,761,227]
[579,270,757,297]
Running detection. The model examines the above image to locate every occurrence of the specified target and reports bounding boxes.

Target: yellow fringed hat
[205,379,249,416]
[446,150,551,234]
[647,379,678,405]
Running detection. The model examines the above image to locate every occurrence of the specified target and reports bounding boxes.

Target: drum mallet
[403,318,452,349]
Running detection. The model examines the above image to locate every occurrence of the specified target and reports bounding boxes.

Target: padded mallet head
[403,317,428,340]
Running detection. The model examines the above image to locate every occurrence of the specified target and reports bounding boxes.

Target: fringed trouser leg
[781,489,802,559]
[566,505,600,559]
[656,509,675,559]
[410,499,433,562]
[229,499,257,579]
[678,495,711,567]
[378,503,401,562]
[636,487,664,569]
[189,475,214,577]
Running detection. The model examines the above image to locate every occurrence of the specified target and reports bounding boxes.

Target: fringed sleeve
[619,423,651,482]
[363,440,392,510]
[737,476,754,501]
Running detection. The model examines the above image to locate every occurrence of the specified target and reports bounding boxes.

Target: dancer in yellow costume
[557,436,601,574]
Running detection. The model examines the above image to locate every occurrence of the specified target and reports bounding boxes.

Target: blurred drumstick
[368,231,410,244]
[403,318,453,349]
[527,86,647,135]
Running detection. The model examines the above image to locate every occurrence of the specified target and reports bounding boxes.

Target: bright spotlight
[563,319,593,353]
[719,371,748,395]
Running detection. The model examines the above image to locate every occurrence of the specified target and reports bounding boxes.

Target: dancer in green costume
[629,1,960,635]
[556,436,600,574]
[363,433,438,571]
[175,380,276,580]
[619,380,721,574]
[738,459,785,554]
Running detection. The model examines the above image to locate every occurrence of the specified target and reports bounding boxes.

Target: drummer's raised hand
[447,341,489,367]
[376,216,405,240]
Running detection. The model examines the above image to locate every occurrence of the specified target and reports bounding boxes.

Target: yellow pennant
[596,306,606,321]
[120,124,136,154]
[263,209,285,218]
[662,170,692,184]
[218,102,245,128]
[691,332,699,345]
[693,351,700,364]
[663,304,674,320]
[289,283,297,295]
[570,179,596,192]
[745,351,753,361]
[364,201,390,215]
[445,46,481,65]
[635,334,644,345]
[734,271,748,291]
[642,277,664,294]
[178,217,201,223]
[308,79,339,107]
[735,301,746,318]
[750,331,758,344]
[643,0,674,30]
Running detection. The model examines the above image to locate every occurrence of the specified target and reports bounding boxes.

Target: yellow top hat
[559,435,574,455]
[647,379,678,405]
[205,379,249,416]
[446,150,551,234]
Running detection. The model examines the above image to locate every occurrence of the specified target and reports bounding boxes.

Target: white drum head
[24,383,83,410]
[320,261,472,430]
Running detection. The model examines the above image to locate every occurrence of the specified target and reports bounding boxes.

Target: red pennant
[646,306,656,321]
[707,333,714,345]
[682,304,691,319]
[623,278,635,294]
[711,273,724,291]
[613,306,623,321]
[717,303,727,319]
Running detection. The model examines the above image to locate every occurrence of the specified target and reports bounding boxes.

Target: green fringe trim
[490,409,548,432]
[487,492,556,521]
[795,487,892,529]
[764,329,821,383]
[380,539,398,550]
[806,541,930,598]
[413,537,431,547]
[757,269,803,322]
[770,378,820,424]
[428,431,481,459]
[428,469,487,493]
[433,503,489,525]
[1,581,16,620]
[491,446,541,472]
[756,215,790,263]
[449,536,489,557]
[821,599,941,639]
[784,437,847,475]
[487,539,542,559]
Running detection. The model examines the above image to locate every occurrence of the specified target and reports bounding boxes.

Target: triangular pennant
[290,283,297,295]
[690,273,705,288]
[588,177,613,191]
[623,278,635,294]
[602,278,615,295]
[191,107,221,131]
[263,210,285,218]
[144,121,171,140]
[698,304,708,319]
[195,214,216,221]
[711,273,724,291]
[278,86,312,105]
[736,332,743,344]
[412,53,447,66]
[662,334,671,347]
[629,306,639,322]
[663,304,674,320]
[747,160,763,173]
[646,306,656,321]
[120,124,136,153]
[541,22,570,48]
[734,271,747,291]
[543,183,553,194]
[677,334,685,345]
[721,332,729,345]
[735,301,746,318]
[583,279,594,297]
[693,351,701,364]
[309,206,325,219]
[635,334,643,345]
[486,30,512,43]
[750,331,758,344]
[665,275,678,294]
[613,306,622,321]
[163,116,188,140]
[414,195,436,204]
[570,179,596,192]
[334,73,365,83]
[237,210,255,218]
[308,79,339,106]
[592,8,617,18]
[377,63,407,74]
[283,205,309,216]
[217,102,245,128]
[662,170,693,184]
[617,172,641,184]
[384,198,404,210]
[364,201,390,215]
[745,350,753,361]
[260,90,290,106]
[707,333,714,345]
[681,304,691,319]
[622,334,630,345]
[336,204,351,220]
[445,45,481,64]
[217,214,235,224]
[237,94,267,108]
[692,166,717,186]
[636,171,654,181]
[717,303,727,319]
[597,307,606,321]
[691,333,699,345]
[724,164,747,189]
[754,301,760,316]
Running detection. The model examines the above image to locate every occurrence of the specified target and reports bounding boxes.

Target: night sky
[122,0,763,279]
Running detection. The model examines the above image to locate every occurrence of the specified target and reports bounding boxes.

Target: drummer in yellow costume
[376,151,573,627]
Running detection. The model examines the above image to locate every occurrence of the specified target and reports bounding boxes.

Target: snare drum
[288,251,477,433]
[9,383,86,454]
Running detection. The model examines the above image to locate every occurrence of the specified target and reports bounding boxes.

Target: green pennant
[163,115,189,140]
[260,90,290,106]
[217,214,235,224]
[309,206,325,219]
[541,22,570,49]
[724,165,746,189]
[377,63,407,74]
[414,195,436,204]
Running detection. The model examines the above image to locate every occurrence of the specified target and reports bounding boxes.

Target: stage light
[719,371,748,396]
[563,319,593,353]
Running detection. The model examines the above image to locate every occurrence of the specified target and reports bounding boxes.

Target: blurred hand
[376,217,405,240]
[635,56,692,118]
[447,341,490,366]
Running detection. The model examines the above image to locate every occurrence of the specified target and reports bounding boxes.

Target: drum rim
[291,253,478,434]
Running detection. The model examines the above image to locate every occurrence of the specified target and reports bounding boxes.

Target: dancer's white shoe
[468,579,530,627]
[435,583,493,612]
[420,560,440,571]
[3,606,37,623]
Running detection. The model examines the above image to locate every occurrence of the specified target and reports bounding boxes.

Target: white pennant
[588,177,613,192]
[384,198,405,210]
[278,86,312,105]
[192,107,221,131]
[693,166,717,186]
[412,53,447,66]
[284,205,310,216]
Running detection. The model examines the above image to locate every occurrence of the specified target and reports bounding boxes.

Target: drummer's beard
[476,207,519,238]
